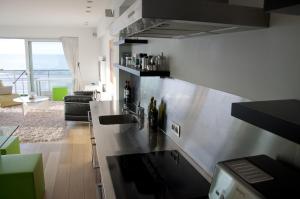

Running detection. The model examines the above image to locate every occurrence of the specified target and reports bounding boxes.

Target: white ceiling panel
[0,0,110,27]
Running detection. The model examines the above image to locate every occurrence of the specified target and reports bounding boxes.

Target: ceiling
[0,0,110,28]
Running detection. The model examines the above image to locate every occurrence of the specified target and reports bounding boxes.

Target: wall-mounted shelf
[231,99,300,145]
[114,39,148,46]
[265,0,300,15]
[115,64,170,77]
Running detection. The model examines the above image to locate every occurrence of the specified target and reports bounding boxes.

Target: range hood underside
[120,19,263,39]
[114,0,269,39]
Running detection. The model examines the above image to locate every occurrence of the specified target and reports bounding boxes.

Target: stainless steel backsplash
[139,77,300,176]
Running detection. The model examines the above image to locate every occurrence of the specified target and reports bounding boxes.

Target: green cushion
[52,87,68,101]
[0,154,45,199]
[0,136,20,155]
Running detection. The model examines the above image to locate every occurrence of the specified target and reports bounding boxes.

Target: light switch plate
[171,121,181,137]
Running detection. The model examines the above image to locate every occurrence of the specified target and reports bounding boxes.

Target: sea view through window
[0,39,72,95]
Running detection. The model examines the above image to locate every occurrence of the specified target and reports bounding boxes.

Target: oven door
[209,164,264,199]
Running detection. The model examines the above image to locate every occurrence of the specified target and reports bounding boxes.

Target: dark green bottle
[150,100,158,129]
[148,97,154,120]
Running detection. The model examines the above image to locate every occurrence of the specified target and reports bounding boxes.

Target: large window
[31,42,68,70]
[30,42,71,96]
[0,39,26,70]
[0,39,27,94]
[0,39,72,95]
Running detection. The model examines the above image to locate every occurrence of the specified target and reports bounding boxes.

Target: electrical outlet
[171,121,181,137]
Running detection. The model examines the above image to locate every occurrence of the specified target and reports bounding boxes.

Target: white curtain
[61,37,82,91]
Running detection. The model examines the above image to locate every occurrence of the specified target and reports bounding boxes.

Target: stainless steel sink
[99,115,138,125]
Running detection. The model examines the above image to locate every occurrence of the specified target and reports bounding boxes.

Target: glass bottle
[150,100,158,129]
[148,97,154,120]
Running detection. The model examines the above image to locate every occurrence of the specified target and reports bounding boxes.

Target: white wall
[97,30,117,97]
[96,0,121,99]
[130,12,300,174]
[0,26,101,85]
[132,14,300,100]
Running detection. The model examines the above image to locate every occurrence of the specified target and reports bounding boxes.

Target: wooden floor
[21,123,97,199]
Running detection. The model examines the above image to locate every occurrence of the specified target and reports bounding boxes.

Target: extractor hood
[265,0,300,15]
[111,0,270,39]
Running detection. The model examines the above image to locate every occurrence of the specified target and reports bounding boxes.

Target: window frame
[0,37,70,94]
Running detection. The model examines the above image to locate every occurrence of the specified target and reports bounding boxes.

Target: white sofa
[0,85,12,95]
[0,81,21,108]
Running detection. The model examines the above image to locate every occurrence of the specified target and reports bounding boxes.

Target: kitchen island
[90,100,211,199]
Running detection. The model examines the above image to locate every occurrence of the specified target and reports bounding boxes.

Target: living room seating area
[64,91,94,122]
[0,80,21,108]
[0,126,45,199]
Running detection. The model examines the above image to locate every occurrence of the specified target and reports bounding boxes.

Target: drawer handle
[88,111,92,122]
[96,183,104,199]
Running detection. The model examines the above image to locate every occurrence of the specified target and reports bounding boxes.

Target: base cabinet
[96,183,104,199]
[89,118,104,198]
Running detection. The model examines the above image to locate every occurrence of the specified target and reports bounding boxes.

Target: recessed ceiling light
[87,0,93,3]
[86,10,91,13]
[86,6,91,9]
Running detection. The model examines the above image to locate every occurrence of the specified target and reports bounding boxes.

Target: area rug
[0,101,65,143]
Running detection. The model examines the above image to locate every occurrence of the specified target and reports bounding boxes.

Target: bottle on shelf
[127,81,131,103]
[156,52,165,70]
[124,81,131,103]
[124,81,128,102]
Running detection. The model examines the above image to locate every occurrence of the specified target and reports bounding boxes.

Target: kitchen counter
[90,100,211,199]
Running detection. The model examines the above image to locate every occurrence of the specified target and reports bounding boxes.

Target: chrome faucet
[122,102,144,119]
[122,102,145,130]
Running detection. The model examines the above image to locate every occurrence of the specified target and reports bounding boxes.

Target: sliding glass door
[0,39,72,96]
[0,39,28,94]
[29,41,72,96]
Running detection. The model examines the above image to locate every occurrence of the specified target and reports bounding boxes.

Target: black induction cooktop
[107,150,210,199]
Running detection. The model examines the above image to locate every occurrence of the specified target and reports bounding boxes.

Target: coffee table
[13,96,49,115]
[0,126,19,150]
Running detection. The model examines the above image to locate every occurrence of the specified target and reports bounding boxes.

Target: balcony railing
[0,70,28,95]
[0,69,72,96]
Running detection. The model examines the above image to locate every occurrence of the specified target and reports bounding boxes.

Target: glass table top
[13,96,49,103]
[0,126,19,149]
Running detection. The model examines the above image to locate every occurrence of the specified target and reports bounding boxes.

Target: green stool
[52,87,68,101]
[0,136,20,155]
[0,154,45,199]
